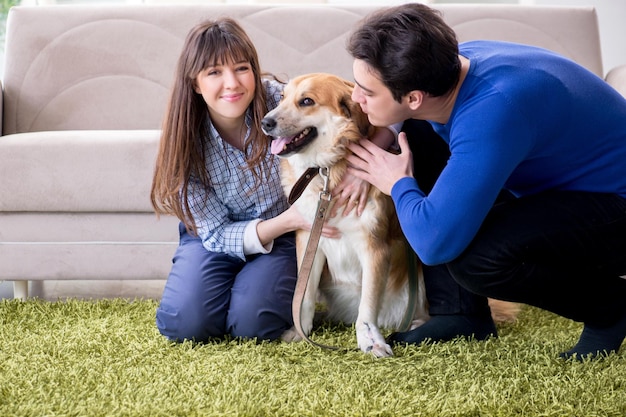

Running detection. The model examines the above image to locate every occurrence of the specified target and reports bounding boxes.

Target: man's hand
[346,132,414,196]
[332,126,397,216]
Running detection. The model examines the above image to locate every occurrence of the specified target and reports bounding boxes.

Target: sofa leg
[13,281,28,300]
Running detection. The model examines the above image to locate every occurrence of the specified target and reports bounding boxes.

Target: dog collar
[288,167,320,205]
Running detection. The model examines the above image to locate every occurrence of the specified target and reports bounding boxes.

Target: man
[345,3,626,360]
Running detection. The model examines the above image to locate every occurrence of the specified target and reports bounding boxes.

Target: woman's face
[194,59,256,127]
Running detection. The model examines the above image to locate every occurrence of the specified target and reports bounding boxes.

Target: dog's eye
[299,97,315,107]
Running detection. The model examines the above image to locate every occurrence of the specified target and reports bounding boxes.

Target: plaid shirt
[186,79,287,261]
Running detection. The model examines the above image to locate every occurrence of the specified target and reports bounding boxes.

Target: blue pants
[156,223,297,342]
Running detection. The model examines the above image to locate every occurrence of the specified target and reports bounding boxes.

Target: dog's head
[262,73,371,167]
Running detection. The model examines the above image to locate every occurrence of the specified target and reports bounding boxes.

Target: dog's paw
[356,322,394,358]
[280,327,302,343]
[367,342,394,358]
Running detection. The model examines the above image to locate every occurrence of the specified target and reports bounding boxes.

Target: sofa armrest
[606,65,626,98]
[0,129,161,212]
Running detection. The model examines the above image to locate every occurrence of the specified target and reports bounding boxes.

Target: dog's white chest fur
[293,189,411,327]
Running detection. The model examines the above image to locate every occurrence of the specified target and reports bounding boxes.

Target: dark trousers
[449,190,626,327]
[403,119,626,326]
[403,119,492,317]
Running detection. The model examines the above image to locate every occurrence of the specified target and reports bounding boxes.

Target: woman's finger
[356,193,367,216]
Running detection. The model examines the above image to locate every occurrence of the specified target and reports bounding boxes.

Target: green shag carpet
[1,299,625,417]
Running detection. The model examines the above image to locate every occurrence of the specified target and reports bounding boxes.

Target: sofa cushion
[0,130,160,211]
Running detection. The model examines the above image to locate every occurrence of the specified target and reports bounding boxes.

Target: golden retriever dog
[262,73,429,357]
[262,73,518,357]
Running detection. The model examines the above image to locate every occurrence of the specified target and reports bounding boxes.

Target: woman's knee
[227,276,295,340]
[227,250,296,341]
[156,235,240,342]
[156,299,226,342]
[227,303,292,341]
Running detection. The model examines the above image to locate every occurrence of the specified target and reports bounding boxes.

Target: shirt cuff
[243,219,274,255]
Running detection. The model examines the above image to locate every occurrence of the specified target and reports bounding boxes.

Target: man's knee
[447,252,498,297]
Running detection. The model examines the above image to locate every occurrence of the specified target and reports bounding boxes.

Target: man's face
[351,59,410,127]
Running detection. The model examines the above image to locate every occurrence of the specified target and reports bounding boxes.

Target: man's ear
[406,91,423,110]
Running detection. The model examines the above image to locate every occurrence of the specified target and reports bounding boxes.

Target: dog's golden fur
[262,73,429,356]
[262,73,518,356]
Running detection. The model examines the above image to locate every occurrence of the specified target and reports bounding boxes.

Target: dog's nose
[261,117,276,132]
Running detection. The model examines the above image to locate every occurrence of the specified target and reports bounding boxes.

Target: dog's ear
[339,94,371,138]
[336,77,372,137]
[339,94,354,119]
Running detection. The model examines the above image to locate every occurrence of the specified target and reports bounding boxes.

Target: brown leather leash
[290,166,420,351]
[291,167,347,350]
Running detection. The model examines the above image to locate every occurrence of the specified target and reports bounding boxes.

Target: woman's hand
[256,203,340,246]
[346,132,414,196]
[331,172,370,217]
[285,203,341,238]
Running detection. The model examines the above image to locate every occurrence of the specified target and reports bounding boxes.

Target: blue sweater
[391,40,626,265]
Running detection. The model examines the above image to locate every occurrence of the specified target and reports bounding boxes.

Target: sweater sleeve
[392,100,533,265]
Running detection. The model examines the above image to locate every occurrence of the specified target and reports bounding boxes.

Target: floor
[0,279,165,301]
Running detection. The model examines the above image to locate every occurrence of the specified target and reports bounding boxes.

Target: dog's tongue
[270,137,294,155]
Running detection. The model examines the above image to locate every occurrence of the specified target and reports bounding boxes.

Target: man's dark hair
[347,3,461,102]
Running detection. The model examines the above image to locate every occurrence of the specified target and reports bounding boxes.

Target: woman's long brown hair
[151,18,274,234]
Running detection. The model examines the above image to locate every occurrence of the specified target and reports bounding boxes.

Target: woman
[151,18,380,343]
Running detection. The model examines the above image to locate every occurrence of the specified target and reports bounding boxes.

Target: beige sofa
[1,3,624,299]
